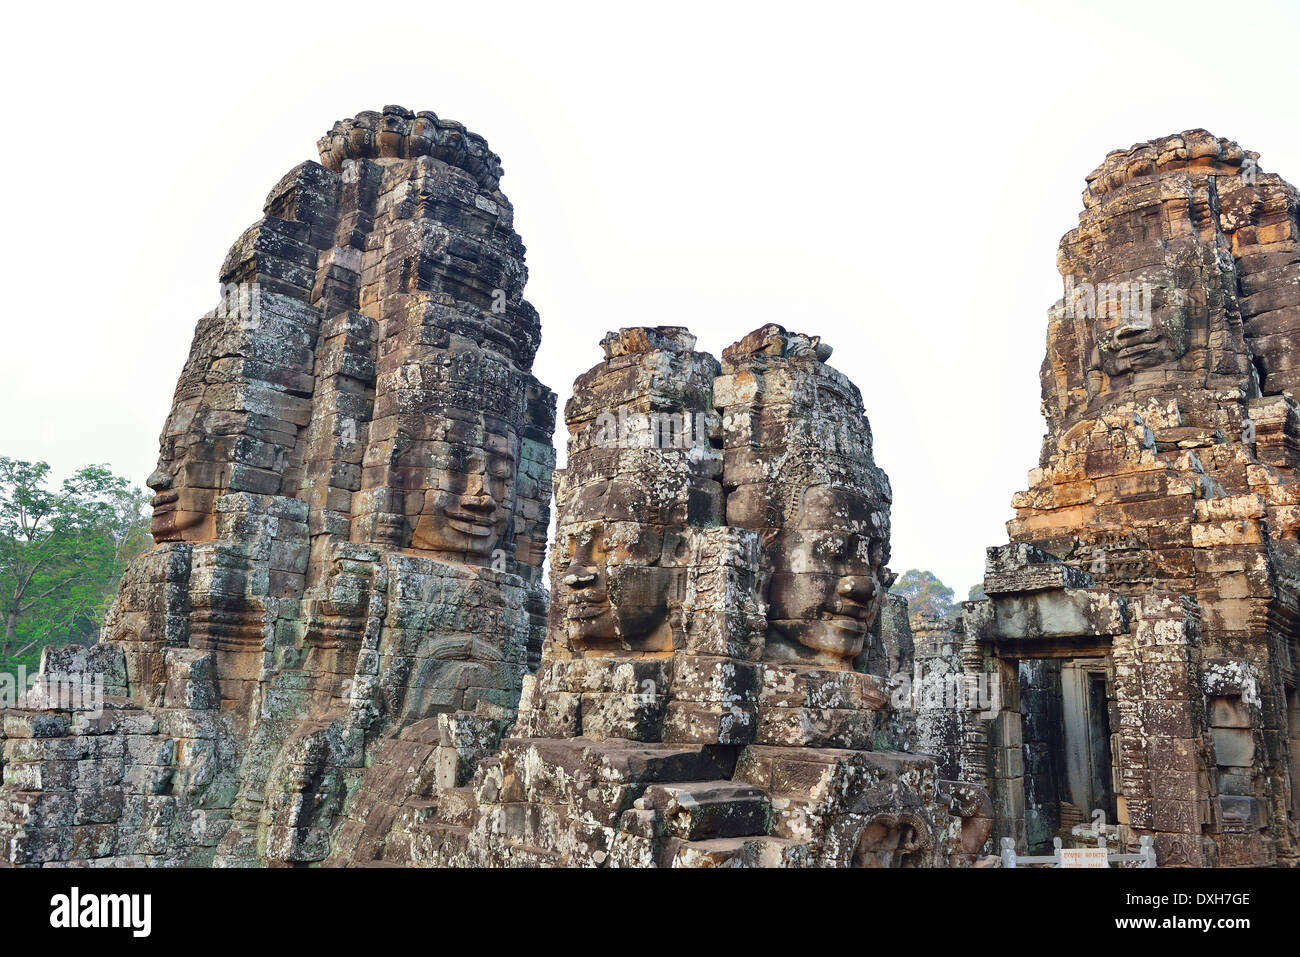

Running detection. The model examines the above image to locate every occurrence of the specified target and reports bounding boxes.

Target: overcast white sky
[1,1,1297,596]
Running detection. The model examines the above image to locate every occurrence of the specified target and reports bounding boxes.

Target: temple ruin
[0,118,1295,868]
[327,323,989,867]
[951,131,1300,867]
[0,106,556,865]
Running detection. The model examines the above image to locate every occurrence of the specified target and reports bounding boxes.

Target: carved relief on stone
[0,105,993,868]
[1043,130,1284,432]
[548,327,723,660]
[432,319,978,871]
[386,349,527,563]
[717,323,893,671]
[0,107,557,868]
[983,132,1300,867]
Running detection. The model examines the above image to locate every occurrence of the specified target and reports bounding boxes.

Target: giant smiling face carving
[409,414,518,561]
[552,475,688,655]
[1090,264,1193,378]
[765,484,888,669]
[146,409,221,544]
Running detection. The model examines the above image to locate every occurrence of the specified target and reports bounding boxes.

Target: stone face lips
[0,107,556,866]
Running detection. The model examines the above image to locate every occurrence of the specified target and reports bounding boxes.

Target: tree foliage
[0,457,150,676]
[889,568,957,619]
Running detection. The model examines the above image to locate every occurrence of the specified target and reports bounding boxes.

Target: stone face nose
[460,488,496,513]
[837,575,875,601]
[145,468,172,492]
[562,567,598,588]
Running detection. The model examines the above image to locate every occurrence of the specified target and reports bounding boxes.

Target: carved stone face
[555,479,682,654]
[410,415,518,560]
[765,485,887,669]
[1091,265,1192,377]
[146,415,219,543]
[400,643,501,720]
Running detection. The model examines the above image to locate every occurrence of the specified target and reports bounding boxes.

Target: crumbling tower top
[317,105,505,193]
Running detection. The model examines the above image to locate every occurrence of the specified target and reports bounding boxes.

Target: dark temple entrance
[1019,657,1117,852]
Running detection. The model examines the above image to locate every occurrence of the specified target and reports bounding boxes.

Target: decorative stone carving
[718,324,892,670]
[1,110,995,870]
[0,106,555,867]
[964,131,1300,867]
[328,324,988,868]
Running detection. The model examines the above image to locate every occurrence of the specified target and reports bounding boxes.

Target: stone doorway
[963,544,1221,863]
[1017,655,1118,853]
[1060,659,1116,833]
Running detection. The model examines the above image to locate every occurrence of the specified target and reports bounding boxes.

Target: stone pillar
[1112,594,1218,866]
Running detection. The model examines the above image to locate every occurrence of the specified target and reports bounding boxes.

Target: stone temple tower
[963,131,1300,867]
[0,107,556,866]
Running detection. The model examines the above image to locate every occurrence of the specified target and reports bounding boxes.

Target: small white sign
[1061,847,1109,868]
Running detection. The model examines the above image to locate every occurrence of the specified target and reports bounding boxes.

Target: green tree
[0,457,150,676]
[890,568,956,619]
[968,582,986,602]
